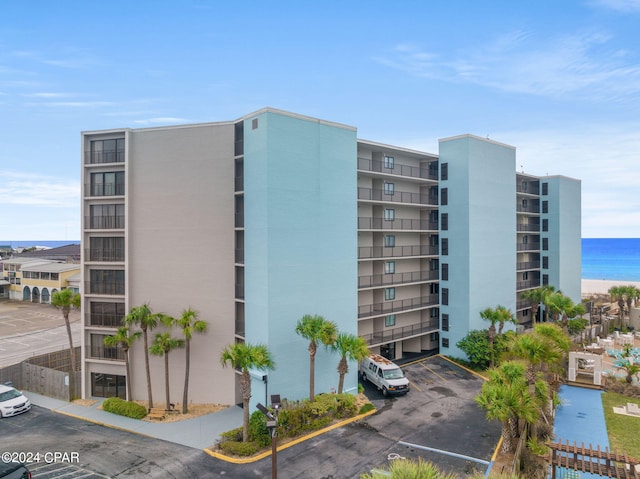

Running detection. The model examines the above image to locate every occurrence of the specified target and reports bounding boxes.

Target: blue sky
[1,0,639,239]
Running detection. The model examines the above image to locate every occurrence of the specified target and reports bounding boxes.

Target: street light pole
[257,394,281,479]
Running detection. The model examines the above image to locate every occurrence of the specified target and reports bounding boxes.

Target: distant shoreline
[582,279,640,296]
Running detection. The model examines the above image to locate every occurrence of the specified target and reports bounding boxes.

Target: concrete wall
[243,110,358,406]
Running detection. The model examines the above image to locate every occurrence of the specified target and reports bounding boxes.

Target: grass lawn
[602,391,640,458]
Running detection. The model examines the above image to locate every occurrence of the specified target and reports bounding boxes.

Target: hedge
[102,397,147,419]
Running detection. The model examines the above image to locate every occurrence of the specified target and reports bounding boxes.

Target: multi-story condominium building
[81,108,580,406]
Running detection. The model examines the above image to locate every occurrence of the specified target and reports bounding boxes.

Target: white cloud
[0,171,80,208]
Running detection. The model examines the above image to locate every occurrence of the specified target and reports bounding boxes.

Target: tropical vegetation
[123,304,158,408]
[104,325,141,401]
[295,314,338,401]
[331,333,369,394]
[176,307,207,413]
[51,289,81,398]
[149,326,185,411]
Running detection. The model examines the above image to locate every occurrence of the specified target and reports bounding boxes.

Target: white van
[360,354,409,396]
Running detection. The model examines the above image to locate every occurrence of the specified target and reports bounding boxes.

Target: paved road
[0,301,80,367]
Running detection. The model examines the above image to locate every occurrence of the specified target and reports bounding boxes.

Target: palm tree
[608,285,627,329]
[220,342,274,442]
[51,289,81,398]
[521,285,555,324]
[123,304,158,408]
[150,331,184,411]
[495,305,517,336]
[104,326,141,401]
[295,314,338,401]
[177,308,207,413]
[546,292,575,333]
[481,306,511,368]
[475,361,539,453]
[331,333,370,394]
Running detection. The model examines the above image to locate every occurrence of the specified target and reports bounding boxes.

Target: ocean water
[582,238,640,281]
[0,240,80,248]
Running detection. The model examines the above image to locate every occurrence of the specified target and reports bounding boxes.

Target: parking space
[27,462,109,479]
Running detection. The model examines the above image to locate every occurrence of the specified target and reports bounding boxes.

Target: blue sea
[582,238,640,281]
[0,240,80,248]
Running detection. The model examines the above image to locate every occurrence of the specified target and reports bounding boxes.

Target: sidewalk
[26,391,243,450]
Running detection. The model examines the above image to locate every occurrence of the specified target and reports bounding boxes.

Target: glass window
[441,238,448,255]
[440,188,448,206]
[542,219,549,232]
[440,163,448,181]
[384,235,395,247]
[442,288,449,305]
[385,288,395,300]
[543,274,549,285]
[543,238,549,251]
[542,182,548,195]
[441,263,448,281]
[542,256,549,269]
[384,182,394,195]
[441,314,449,331]
[90,172,124,196]
[385,315,396,327]
[542,201,549,214]
[384,208,395,221]
[442,338,449,348]
[441,213,448,231]
[385,261,395,274]
[384,155,395,169]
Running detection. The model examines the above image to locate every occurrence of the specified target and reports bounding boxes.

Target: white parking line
[398,440,490,465]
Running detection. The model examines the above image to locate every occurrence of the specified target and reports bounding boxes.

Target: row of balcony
[358,217,438,231]
[516,205,540,214]
[357,158,437,181]
[361,319,439,346]
[85,216,125,230]
[86,313,124,328]
[86,183,124,197]
[358,294,439,319]
[86,249,125,262]
[87,346,125,361]
[517,279,541,290]
[358,244,439,259]
[517,242,541,252]
[358,270,438,289]
[517,261,540,270]
[85,282,125,295]
[517,224,540,232]
[357,187,437,206]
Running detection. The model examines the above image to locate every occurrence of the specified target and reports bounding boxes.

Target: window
[91,372,126,399]
[522,199,528,209]
[430,307,439,318]
[384,235,395,247]
[90,204,125,229]
[440,163,448,181]
[384,155,395,169]
[441,263,448,281]
[441,288,449,305]
[90,237,125,261]
[542,238,549,251]
[542,182,548,195]
[90,301,126,327]
[543,274,549,285]
[384,209,395,221]
[384,261,395,274]
[441,314,449,332]
[252,118,259,129]
[90,172,125,196]
[542,219,549,232]
[542,201,549,214]
[442,338,449,348]
[430,332,439,342]
[542,256,549,269]
[441,238,448,255]
[385,315,396,327]
[440,188,448,206]
[89,269,125,295]
[90,138,124,164]
[385,288,395,300]
[523,272,529,280]
[440,213,448,231]
[384,182,394,195]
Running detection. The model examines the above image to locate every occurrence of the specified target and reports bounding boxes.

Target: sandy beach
[582,279,640,296]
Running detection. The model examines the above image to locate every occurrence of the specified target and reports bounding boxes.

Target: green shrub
[567,317,589,335]
[102,397,147,419]
[219,427,242,442]
[359,403,375,414]
[219,440,258,456]
[248,410,271,447]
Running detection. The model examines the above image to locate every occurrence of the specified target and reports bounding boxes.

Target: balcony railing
[357,158,437,181]
[235,318,245,337]
[358,217,438,231]
[358,270,438,289]
[87,346,125,361]
[358,244,439,259]
[86,216,125,230]
[517,279,541,290]
[517,205,540,214]
[87,313,124,328]
[517,224,540,232]
[235,213,244,228]
[85,150,125,164]
[361,319,439,346]
[517,242,541,252]
[358,294,439,318]
[86,183,125,197]
[87,282,125,295]
[235,176,243,192]
[86,249,125,262]
[235,248,244,264]
[357,187,437,206]
[517,261,540,270]
[516,299,533,310]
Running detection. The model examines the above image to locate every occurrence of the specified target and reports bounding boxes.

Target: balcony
[85,150,125,164]
[517,242,541,252]
[357,158,437,181]
[86,249,125,262]
[358,217,438,231]
[86,182,125,197]
[86,216,125,230]
[235,176,243,192]
[517,279,541,290]
[517,261,540,270]
[87,346,125,361]
[235,213,244,228]
[357,187,437,206]
[358,244,439,259]
[235,248,244,264]
[517,224,540,232]
[87,282,125,295]
[516,299,533,310]
[86,313,124,328]
[361,319,439,346]
[358,270,438,289]
[517,205,540,214]
[358,294,439,319]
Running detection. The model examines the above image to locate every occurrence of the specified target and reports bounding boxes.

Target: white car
[0,384,31,418]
